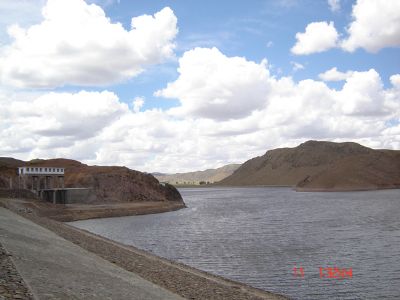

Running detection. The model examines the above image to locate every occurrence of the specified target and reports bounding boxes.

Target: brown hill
[155,164,241,185]
[219,140,400,191]
[0,158,183,203]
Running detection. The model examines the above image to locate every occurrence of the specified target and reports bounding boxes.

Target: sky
[0,0,399,173]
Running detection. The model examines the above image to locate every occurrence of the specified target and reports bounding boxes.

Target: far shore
[177,184,400,192]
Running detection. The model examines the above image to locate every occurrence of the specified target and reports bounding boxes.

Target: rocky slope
[0,158,183,203]
[155,164,241,185]
[219,141,400,191]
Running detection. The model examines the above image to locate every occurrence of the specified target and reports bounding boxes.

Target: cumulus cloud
[291,21,339,55]
[0,90,128,153]
[341,0,400,52]
[1,49,399,172]
[0,0,178,88]
[390,74,400,88]
[335,69,390,116]
[319,67,353,81]
[155,47,272,120]
[132,97,145,113]
[294,0,400,55]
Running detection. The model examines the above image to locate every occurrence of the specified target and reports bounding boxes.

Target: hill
[154,164,241,185]
[218,140,400,191]
[0,158,183,203]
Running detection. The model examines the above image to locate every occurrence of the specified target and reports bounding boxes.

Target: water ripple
[70,187,400,299]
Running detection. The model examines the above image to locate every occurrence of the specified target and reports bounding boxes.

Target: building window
[40,168,42,172]
[35,168,38,172]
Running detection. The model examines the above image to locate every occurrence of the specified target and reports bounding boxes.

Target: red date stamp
[293,266,352,279]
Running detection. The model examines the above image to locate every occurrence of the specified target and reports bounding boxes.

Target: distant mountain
[218,140,400,191]
[155,164,241,185]
[0,157,183,203]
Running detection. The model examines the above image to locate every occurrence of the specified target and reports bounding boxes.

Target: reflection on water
[70,187,400,299]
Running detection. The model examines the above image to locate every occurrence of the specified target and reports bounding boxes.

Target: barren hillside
[219,141,400,191]
[155,164,241,185]
[0,158,183,203]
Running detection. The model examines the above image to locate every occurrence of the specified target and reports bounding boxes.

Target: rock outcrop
[0,157,184,203]
[218,140,400,191]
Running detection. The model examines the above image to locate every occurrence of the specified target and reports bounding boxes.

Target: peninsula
[0,157,185,221]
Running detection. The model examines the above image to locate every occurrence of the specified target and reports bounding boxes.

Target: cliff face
[0,158,183,203]
[219,141,400,191]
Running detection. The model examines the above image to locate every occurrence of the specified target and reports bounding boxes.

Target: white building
[18,166,65,191]
[18,166,64,176]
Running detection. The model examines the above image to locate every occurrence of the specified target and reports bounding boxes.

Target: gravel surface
[0,243,34,300]
[0,198,287,300]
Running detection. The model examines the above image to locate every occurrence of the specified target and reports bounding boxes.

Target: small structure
[17,166,92,204]
[18,166,65,191]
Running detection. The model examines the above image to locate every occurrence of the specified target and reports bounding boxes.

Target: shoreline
[0,198,287,300]
[206,184,400,192]
[0,197,186,222]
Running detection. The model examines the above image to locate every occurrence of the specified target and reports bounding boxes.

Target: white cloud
[390,74,400,88]
[0,90,128,147]
[291,21,339,55]
[156,47,272,120]
[291,61,305,72]
[0,0,178,88]
[294,0,400,55]
[335,69,390,116]
[341,0,400,52]
[328,0,341,12]
[1,57,399,173]
[319,67,353,81]
[0,0,46,44]
[132,97,145,113]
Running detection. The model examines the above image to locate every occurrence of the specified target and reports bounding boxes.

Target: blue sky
[0,0,399,172]
[90,0,399,110]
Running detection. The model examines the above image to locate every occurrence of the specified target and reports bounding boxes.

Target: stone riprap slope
[0,242,34,299]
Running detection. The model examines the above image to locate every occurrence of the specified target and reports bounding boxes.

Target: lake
[70,187,400,299]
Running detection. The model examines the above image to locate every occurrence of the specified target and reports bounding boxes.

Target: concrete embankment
[0,198,287,300]
[0,207,183,300]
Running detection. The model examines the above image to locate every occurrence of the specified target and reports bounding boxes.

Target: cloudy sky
[0,0,399,173]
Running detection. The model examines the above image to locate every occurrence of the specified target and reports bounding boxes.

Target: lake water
[70,187,400,299]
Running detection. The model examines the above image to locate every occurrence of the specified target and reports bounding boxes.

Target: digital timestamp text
[293,266,353,279]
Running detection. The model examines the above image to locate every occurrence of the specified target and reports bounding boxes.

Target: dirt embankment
[219,140,400,191]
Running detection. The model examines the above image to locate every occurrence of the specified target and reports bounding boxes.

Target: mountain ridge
[218,140,400,191]
[155,164,241,185]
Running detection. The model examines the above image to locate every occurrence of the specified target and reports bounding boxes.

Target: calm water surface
[70,187,400,299]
